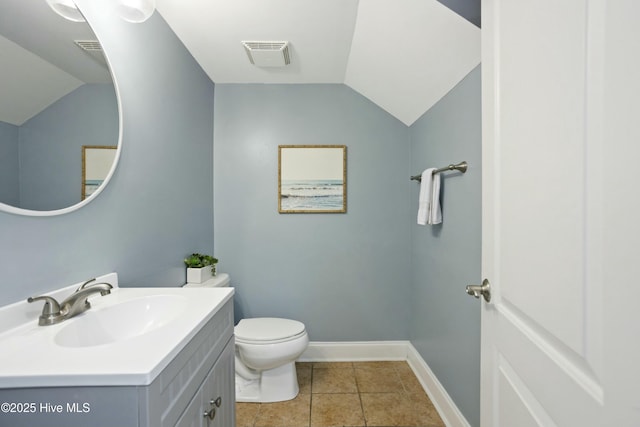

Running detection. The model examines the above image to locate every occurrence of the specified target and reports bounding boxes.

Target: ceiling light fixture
[45,0,85,22]
[116,0,156,23]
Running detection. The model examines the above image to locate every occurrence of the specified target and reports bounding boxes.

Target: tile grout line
[237,361,443,427]
[355,365,368,427]
[308,364,314,427]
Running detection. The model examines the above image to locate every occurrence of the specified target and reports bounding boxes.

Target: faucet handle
[77,278,96,291]
[27,296,64,326]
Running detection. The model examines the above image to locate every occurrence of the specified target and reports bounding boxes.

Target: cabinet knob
[203,397,221,421]
[203,407,216,421]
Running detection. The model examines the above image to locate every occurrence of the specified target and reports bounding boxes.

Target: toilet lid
[235,318,306,342]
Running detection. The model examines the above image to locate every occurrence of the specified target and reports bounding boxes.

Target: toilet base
[235,361,299,403]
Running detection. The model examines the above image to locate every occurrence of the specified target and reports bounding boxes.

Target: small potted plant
[184,253,218,284]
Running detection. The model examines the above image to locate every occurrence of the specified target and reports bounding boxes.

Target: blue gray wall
[0,121,19,206]
[15,84,117,210]
[214,73,482,424]
[409,66,482,426]
[0,0,215,306]
[0,4,481,423]
[213,84,411,340]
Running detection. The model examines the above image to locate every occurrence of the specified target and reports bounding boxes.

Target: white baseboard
[299,341,470,427]
[299,340,410,362]
[406,343,471,427]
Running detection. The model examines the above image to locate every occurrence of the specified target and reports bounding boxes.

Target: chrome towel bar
[411,161,468,182]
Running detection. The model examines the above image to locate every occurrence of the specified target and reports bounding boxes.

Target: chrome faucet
[27,279,113,326]
[26,296,63,326]
[60,282,113,319]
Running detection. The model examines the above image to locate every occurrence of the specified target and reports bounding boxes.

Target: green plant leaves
[184,253,218,268]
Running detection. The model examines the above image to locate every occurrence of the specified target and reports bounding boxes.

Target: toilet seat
[235,318,306,345]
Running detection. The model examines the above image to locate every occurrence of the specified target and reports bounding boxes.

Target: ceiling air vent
[74,39,107,66]
[74,40,102,52]
[242,41,290,67]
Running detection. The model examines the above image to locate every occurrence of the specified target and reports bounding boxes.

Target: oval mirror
[0,0,121,216]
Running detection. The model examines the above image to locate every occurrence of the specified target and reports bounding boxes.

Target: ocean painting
[279,145,346,213]
[280,179,344,211]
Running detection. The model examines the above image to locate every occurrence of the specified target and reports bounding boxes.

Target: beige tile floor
[236,361,446,427]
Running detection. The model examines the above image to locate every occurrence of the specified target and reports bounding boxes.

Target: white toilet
[184,273,309,403]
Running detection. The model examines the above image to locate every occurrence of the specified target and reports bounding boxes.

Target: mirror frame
[0,11,123,217]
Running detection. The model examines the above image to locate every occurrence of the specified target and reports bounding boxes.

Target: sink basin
[55,294,189,348]
[0,275,234,388]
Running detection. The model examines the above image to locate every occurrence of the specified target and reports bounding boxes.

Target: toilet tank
[183,273,230,288]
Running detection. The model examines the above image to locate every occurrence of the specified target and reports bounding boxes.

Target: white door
[480,0,640,426]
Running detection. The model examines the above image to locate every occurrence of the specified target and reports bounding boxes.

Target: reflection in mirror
[82,146,117,200]
[0,0,120,215]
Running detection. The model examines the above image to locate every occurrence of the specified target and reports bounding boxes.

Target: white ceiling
[156,0,481,126]
[1,0,480,128]
[0,0,110,126]
[0,35,83,126]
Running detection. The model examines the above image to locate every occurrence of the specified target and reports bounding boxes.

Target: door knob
[466,279,491,302]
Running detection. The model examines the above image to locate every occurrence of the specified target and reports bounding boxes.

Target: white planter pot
[186,265,216,284]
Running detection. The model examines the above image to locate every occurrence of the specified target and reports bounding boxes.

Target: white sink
[0,273,234,388]
[55,294,189,348]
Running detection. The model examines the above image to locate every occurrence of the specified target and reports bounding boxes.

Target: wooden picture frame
[82,145,117,200]
[278,145,347,213]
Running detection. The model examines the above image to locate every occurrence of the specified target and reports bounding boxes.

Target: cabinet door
[175,393,204,427]
[201,338,235,427]
[175,338,235,427]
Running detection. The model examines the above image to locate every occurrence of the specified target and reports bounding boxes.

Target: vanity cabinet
[0,298,235,427]
[140,297,235,427]
[175,340,234,427]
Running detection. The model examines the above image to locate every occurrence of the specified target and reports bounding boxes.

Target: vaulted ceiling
[157,0,481,125]
[1,0,480,127]
[0,0,111,126]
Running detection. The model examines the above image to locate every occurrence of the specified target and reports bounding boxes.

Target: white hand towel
[417,168,434,225]
[429,172,442,224]
[417,168,442,225]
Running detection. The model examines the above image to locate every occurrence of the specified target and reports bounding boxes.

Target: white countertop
[0,275,233,388]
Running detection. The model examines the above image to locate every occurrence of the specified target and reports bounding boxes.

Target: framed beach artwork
[82,145,117,200]
[278,145,347,213]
